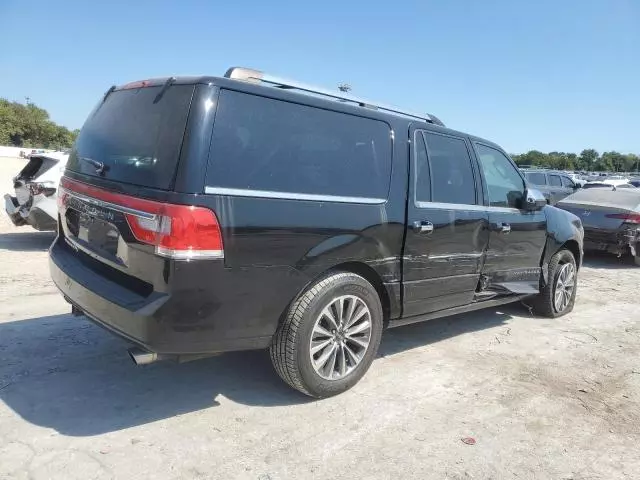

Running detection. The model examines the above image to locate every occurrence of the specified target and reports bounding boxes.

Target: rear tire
[270,272,383,398]
[531,249,577,318]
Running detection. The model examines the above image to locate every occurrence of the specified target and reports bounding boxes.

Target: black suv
[50,67,584,397]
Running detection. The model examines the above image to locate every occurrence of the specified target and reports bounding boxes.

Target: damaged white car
[4,152,69,231]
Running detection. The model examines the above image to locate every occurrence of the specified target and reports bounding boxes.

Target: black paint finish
[49,74,584,355]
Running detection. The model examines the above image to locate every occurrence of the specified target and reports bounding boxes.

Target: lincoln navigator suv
[50,67,584,397]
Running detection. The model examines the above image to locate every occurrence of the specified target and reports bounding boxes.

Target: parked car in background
[601,175,631,187]
[49,67,584,397]
[521,169,581,204]
[557,188,640,266]
[4,152,69,231]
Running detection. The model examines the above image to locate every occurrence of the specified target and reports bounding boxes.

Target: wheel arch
[327,262,391,326]
[561,239,582,269]
[285,261,392,328]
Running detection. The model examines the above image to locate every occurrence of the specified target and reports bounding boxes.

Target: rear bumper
[4,194,57,230]
[4,194,27,226]
[583,227,640,257]
[49,238,302,355]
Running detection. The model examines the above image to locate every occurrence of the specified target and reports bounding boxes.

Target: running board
[492,282,540,295]
[388,295,530,329]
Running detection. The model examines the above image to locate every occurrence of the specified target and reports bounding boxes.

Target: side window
[549,175,563,187]
[206,89,392,199]
[525,172,547,185]
[414,131,430,203]
[423,132,476,205]
[475,144,525,208]
[561,176,575,188]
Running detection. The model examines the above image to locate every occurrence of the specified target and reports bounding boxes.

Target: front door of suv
[402,129,490,317]
[473,143,547,293]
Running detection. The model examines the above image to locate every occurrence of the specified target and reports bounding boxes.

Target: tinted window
[561,176,575,188]
[525,172,547,185]
[206,89,391,199]
[424,132,476,205]
[475,144,524,208]
[414,131,430,203]
[67,85,194,190]
[549,174,563,187]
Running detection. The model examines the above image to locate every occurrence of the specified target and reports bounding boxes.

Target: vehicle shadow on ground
[582,251,637,269]
[0,307,515,436]
[0,231,55,251]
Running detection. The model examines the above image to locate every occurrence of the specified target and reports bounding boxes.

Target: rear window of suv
[66,84,195,190]
[205,89,392,200]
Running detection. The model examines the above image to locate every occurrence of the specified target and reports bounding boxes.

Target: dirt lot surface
[0,156,639,479]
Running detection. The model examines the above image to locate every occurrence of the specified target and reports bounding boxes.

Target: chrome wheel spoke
[343,343,360,365]
[313,323,333,338]
[309,295,372,380]
[311,337,333,355]
[345,298,357,328]
[324,344,338,378]
[321,306,339,330]
[346,319,370,337]
[337,345,347,376]
[346,335,369,349]
[554,263,575,312]
[346,304,367,328]
[336,297,345,326]
[315,342,337,373]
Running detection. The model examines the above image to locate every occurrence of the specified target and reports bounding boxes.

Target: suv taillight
[60,177,223,260]
[605,213,640,225]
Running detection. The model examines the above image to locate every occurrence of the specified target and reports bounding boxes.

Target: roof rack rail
[224,66,445,127]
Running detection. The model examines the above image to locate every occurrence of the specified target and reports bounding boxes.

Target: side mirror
[524,188,547,211]
[573,183,582,190]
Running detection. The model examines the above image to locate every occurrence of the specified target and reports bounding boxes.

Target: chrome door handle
[413,221,434,234]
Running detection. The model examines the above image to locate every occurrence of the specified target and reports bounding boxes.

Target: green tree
[0,97,77,149]
[578,149,599,170]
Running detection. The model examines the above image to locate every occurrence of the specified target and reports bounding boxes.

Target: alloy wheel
[309,295,372,380]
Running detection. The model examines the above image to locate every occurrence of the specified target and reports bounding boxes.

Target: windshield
[66,84,195,190]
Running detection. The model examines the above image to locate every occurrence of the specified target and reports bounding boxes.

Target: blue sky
[2,0,638,153]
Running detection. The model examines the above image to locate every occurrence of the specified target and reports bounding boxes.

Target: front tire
[531,249,577,318]
[270,272,383,398]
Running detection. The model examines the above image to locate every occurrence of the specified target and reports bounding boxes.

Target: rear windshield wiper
[153,77,176,104]
[79,156,107,175]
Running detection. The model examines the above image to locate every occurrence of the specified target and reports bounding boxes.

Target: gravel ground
[0,156,639,480]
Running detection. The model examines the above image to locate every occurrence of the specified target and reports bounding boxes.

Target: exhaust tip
[128,347,158,366]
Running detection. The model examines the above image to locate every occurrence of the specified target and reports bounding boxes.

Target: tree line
[511,149,640,173]
[0,98,79,150]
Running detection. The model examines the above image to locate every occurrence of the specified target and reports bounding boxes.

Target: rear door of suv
[402,127,490,317]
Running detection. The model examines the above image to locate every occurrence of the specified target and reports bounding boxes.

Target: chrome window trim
[64,189,156,220]
[204,186,386,204]
[414,201,521,214]
[156,246,224,260]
